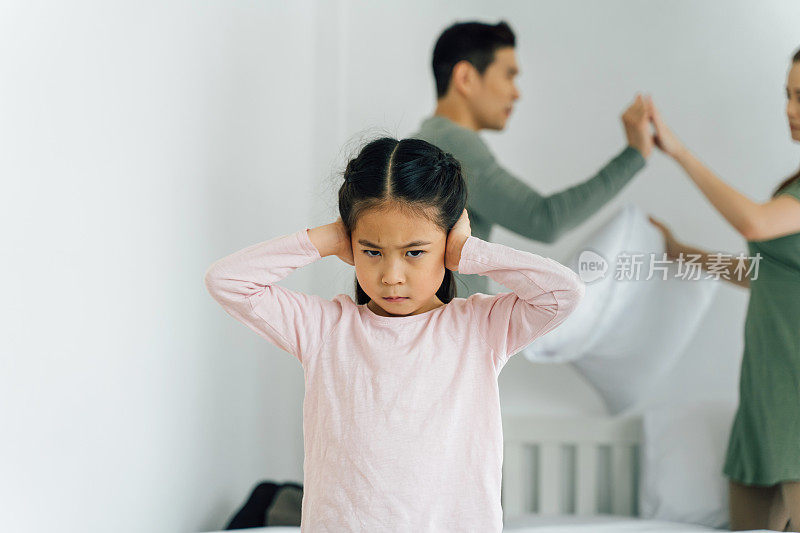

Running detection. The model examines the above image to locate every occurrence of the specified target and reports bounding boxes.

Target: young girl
[204,137,585,531]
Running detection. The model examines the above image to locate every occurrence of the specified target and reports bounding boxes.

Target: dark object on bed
[224,481,303,529]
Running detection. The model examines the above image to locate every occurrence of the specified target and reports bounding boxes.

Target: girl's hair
[773,46,800,196]
[338,137,468,305]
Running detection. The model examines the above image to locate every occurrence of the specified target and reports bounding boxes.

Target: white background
[2,1,799,531]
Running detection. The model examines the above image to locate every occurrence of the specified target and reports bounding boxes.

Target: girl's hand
[332,216,355,266]
[445,209,472,271]
[647,96,687,159]
[309,218,354,265]
[648,215,684,260]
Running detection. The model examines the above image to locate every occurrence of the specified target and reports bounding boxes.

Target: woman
[647,47,800,531]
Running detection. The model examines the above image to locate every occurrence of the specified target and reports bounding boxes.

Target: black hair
[338,137,468,305]
[431,20,516,99]
[773,46,800,196]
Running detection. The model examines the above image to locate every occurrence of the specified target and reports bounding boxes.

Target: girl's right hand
[648,215,684,260]
[332,216,355,266]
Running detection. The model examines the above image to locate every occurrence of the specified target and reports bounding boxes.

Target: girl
[204,137,585,531]
[647,47,800,532]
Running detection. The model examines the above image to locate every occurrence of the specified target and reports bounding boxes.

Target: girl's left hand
[445,209,471,271]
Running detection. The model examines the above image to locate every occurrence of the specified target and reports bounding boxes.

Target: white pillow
[518,205,630,363]
[522,204,719,414]
[639,400,736,529]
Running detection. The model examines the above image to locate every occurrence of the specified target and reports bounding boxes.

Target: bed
[498,412,753,531]
[205,519,751,533]
[204,411,769,532]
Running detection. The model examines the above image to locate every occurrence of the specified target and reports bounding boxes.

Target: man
[410,20,654,297]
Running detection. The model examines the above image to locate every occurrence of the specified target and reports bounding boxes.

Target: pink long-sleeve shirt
[204,228,585,532]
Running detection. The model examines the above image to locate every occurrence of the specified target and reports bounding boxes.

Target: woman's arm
[649,97,800,241]
[673,242,751,290]
[671,149,800,241]
[649,216,751,289]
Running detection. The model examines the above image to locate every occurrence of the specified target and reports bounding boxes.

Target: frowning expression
[351,203,448,318]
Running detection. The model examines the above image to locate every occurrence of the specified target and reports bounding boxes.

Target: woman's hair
[772,46,800,197]
[338,137,468,305]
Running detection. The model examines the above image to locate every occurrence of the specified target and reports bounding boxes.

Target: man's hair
[432,21,516,99]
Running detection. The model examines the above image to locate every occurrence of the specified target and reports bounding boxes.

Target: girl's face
[787,62,800,142]
[351,204,448,318]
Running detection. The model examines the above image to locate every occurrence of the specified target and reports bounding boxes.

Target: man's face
[468,47,520,130]
[351,203,447,318]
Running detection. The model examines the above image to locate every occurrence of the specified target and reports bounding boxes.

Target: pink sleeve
[204,228,342,364]
[457,235,586,366]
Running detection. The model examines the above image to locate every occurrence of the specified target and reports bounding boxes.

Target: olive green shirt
[410,114,647,297]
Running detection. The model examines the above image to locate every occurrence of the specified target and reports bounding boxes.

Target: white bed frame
[501,414,643,519]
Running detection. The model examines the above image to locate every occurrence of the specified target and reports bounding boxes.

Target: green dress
[723,177,800,486]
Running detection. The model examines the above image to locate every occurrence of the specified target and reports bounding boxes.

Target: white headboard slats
[575,442,597,515]
[611,444,636,515]
[502,441,527,516]
[501,415,642,519]
[539,443,561,513]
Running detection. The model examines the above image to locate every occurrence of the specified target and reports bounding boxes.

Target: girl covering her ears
[204,137,584,532]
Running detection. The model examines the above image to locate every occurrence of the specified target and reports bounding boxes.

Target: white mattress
[202,513,771,532]
[505,513,693,529]
[503,513,739,531]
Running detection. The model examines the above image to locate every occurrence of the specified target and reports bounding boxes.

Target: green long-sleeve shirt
[410,114,646,298]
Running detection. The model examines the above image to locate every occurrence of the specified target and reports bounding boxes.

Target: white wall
[1,1,317,532]
[2,1,799,532]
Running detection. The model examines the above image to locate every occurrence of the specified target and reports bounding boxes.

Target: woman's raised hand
[445,209,472,271]
[647,96,687,159]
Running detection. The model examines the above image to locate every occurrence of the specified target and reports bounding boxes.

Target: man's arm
[434,94,652,244]
[443,128,646,243]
